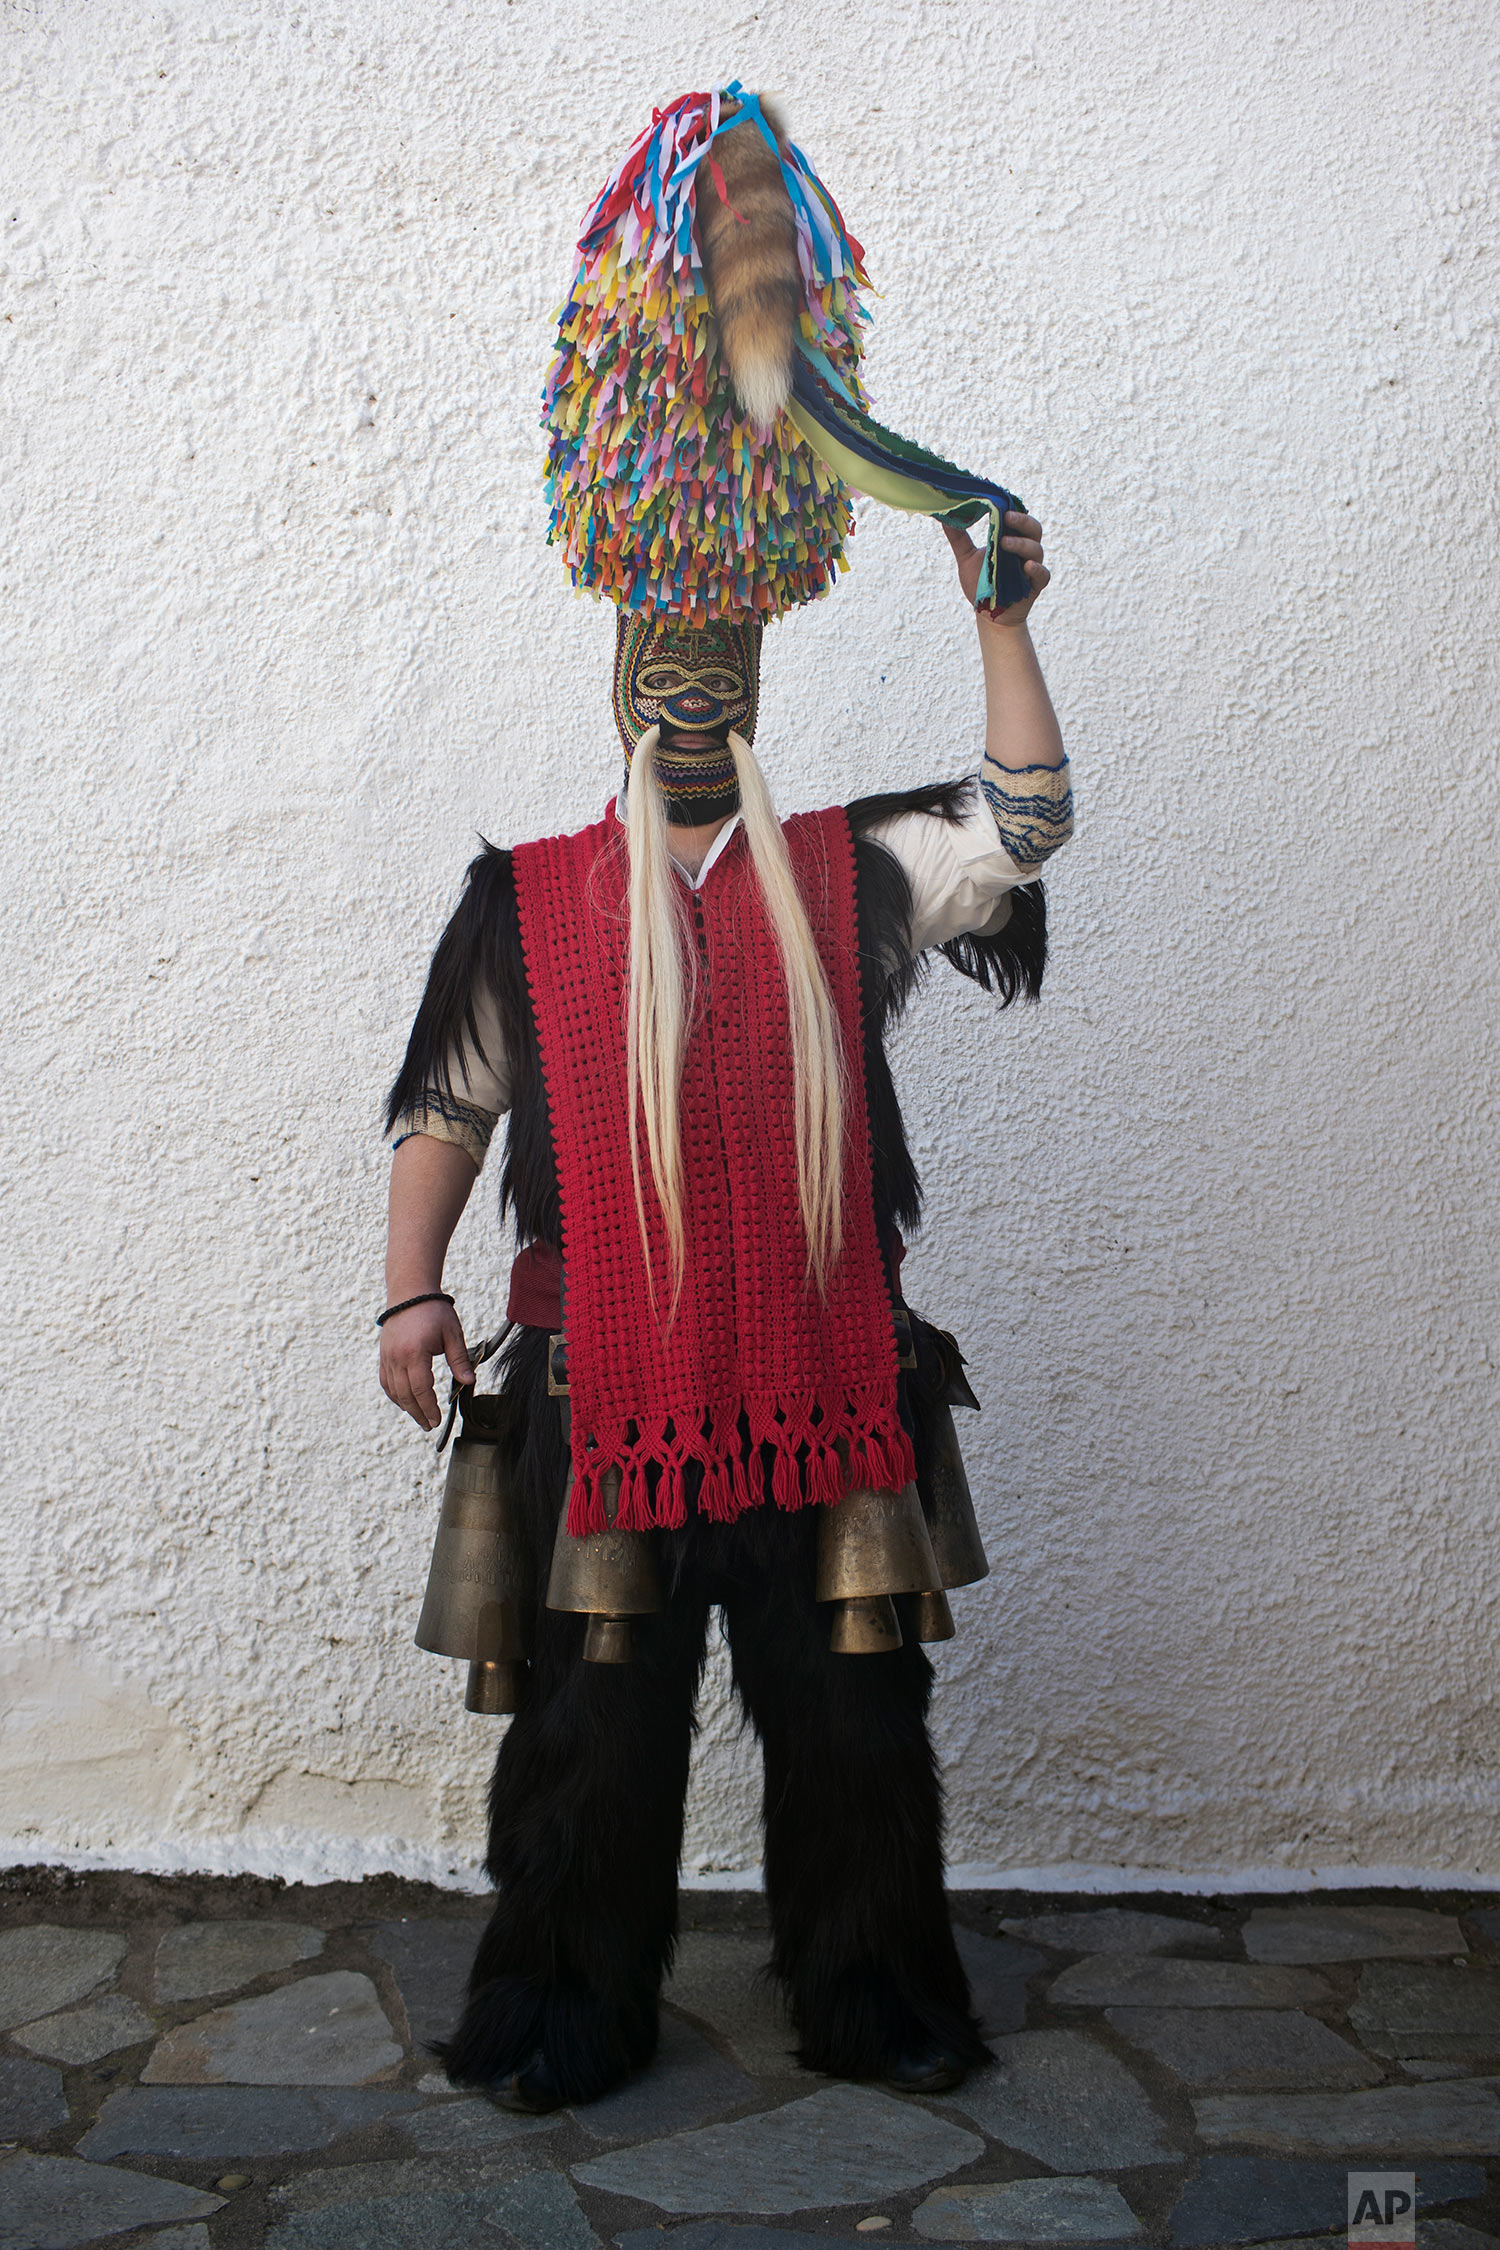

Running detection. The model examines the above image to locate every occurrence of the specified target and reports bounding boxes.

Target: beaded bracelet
[375,1291,455,1329]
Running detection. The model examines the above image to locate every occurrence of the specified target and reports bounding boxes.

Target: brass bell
[581,1617,634,1664]
[817,1479,943,1656]
[815,1479,941,1603]
[416,1393,531,1713]
[919,1403,990,1590]
[910,1587,956,1644]
[546,1466,663,1665]
[465,1659,528,1713]
[829,1594,904,1654]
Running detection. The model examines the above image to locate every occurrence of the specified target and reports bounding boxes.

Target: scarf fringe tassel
[565,1388,917,1537]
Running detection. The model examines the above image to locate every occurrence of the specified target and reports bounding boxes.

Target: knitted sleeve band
[390,1093,497,1173]
[979,756,1075,871]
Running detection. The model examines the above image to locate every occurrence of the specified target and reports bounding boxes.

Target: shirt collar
[612,791,743,888]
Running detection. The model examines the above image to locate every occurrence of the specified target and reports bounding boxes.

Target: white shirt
[618,788,1024,950]
[405,783,1050,1154]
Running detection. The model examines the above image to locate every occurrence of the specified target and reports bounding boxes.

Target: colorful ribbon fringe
[542,83,872,625]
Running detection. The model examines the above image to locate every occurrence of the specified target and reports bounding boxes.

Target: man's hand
[946,510,1066,773]
[380,1133,481,1430]
[380,1298,476,1432]
[943,510,1050,628]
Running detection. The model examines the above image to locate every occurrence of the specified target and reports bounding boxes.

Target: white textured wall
[2,0,1496,1892]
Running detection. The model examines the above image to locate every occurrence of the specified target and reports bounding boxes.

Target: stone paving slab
[1423,2225,1500,2250]
[1350,1961,1500,2057]
[397,2096,561,2153]
[944,2029,1178,2171]
[1193,2076,1500,2154]
[1001,1909,1224,1957]
[153,1919,325,2003]
[663,1933,799,2078]
[141,1968,402,2085]
[0,2152,224,2249]
[468,2169,599,2248]
[573,2082,981,2214]
[1165,2153,1486,2245]
[0,2056,67,2142]
[615,2230,838,2250]
[957,1931,1048,1981]
[1403,2037,1500,2062]
[139,2231,212,2250]
[1230,2242,1401,2250]
[1243,1905,1467,1964]
[955,1928,1044,2038]
[367,1917,480,2052]
[0,1927,126,2031]
[269,2154,534,2215]
[1048,1955,1332,2010]
[76,2084,425,2161]
[264,2169,597,2250]
[12,1994,156,2065]
[1105,2005,1384,2091]
[912,2174,1145,2242]
[572,2011,757,2143]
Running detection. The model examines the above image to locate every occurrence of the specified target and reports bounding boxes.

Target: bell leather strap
[435,1320,515,1457]
[375,1290,455,1329]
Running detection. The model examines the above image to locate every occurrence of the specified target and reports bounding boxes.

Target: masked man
[378,87,1072,2111]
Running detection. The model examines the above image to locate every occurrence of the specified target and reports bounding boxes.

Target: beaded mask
[613,612,760,823]
[613,612,761,750]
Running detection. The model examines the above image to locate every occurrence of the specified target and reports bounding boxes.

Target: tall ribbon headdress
[542,84,1032,639]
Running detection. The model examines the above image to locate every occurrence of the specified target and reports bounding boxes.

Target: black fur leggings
[441,1346,988,2100]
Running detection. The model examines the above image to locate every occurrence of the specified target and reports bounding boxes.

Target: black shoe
[487,2049,568,2114]
[884,2043,969,2096]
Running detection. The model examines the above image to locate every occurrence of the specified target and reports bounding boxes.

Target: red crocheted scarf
[512,804,916,1535]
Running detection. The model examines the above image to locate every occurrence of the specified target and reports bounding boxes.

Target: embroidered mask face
[613,612,761,756]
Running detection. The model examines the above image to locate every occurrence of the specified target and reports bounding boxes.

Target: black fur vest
[387,780,1046,1271]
